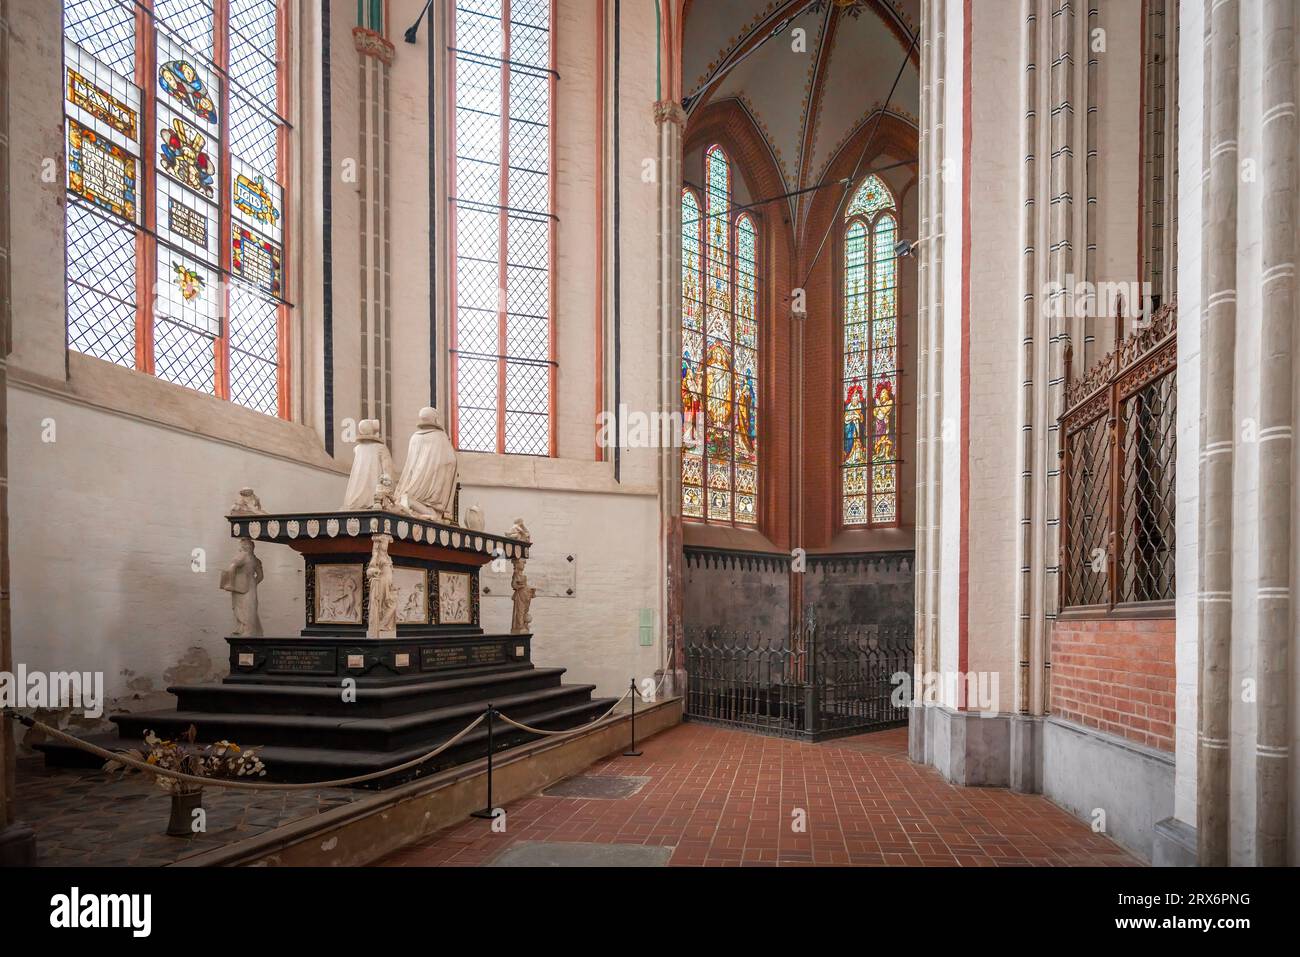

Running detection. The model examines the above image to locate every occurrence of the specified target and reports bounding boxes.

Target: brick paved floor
[379,722,1142,867]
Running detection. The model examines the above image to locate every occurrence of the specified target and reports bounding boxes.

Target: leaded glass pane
[681,149,759,525]
[842,179,898,525]
[65,39,142,151]
[229,285,279,415]
[66,202,137,367]
[452,0,552,454]
[64,0,136,76]
[64,0,286,416]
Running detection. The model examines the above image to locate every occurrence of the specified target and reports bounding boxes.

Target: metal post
[623,678,643,757]
[470,704,496,819]
[803,607,819,736]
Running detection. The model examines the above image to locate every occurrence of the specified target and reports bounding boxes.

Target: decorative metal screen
[1060,303,1177,609]
[680,146,760,525]
[61,0,289,417]
[684,614,912,740]
[841,175,900,526]
[1118,370,1177,602]
[450,0,555,456]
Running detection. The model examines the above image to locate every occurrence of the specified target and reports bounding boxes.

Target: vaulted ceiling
[682,0,919,224]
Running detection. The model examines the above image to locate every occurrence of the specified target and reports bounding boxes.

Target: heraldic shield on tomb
[40,485,615,788]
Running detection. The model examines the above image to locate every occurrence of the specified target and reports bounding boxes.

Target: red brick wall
[1050,618,1176,752]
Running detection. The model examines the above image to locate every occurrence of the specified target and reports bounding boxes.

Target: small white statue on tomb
[366,534,398,638]
[342,418,396,511]
[220,538,264,637]
[508,518,531,542]
[394,407,459,524]
[464,505,485,532]
[230,487,266,516]
[510,558,537,634]
[373,472,396,511]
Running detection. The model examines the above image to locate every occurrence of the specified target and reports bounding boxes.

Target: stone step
[36,698,620,788]
[110,683,602,752]
[170,666,570,718]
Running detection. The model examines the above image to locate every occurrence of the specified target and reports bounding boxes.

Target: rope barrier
[1,667,675,793]
[5,709,487,791]
[494,686,632,737]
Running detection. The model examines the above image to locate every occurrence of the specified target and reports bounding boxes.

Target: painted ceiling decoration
[683,0,919,226]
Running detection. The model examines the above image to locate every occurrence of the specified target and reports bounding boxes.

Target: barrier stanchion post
[470,704,497,819]
[623,679,643,757]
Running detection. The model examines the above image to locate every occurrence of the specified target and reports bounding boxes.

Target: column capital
[654,99,686,128]
[352,26,395,66]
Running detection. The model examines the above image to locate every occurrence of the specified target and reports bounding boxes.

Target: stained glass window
[842,174,899,526]
[451,0,554,456]
[62,0,290,418]
[681,146,758,525]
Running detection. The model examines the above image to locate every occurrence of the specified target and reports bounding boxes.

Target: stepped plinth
[40,504,615,788]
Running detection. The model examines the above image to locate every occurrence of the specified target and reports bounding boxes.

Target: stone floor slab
[488,841,672,867]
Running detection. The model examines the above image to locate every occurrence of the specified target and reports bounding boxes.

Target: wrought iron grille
[1060,302,1177,610]
[684,613,913,740]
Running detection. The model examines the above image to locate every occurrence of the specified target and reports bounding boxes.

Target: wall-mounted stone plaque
[421,645,469,669]
[266,647,336,675]
[481,550,576,599]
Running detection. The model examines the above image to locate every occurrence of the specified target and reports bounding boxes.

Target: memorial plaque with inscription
[266,647,336,675]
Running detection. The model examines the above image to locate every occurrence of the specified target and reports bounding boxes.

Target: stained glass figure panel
[842,176,899,526]
[680,148,759,526]
[156,30,220,129]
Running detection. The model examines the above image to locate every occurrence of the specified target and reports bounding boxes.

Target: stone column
[656,98,687,694]
[0,0,35,865]
[910,0,931,763]
[1196,0,1238,869]
[1011,0,1042,792]
[353,24,396,447]
[1254,0,1295,867]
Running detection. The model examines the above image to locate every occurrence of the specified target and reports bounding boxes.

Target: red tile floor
[378,722,1141,867]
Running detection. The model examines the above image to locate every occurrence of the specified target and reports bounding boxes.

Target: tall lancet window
[680,145,758,525]
[450,0,555,456]
[841,174,899,526]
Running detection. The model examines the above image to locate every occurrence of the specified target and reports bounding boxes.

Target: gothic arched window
[681,145,758,525]
[841,174,899,526]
